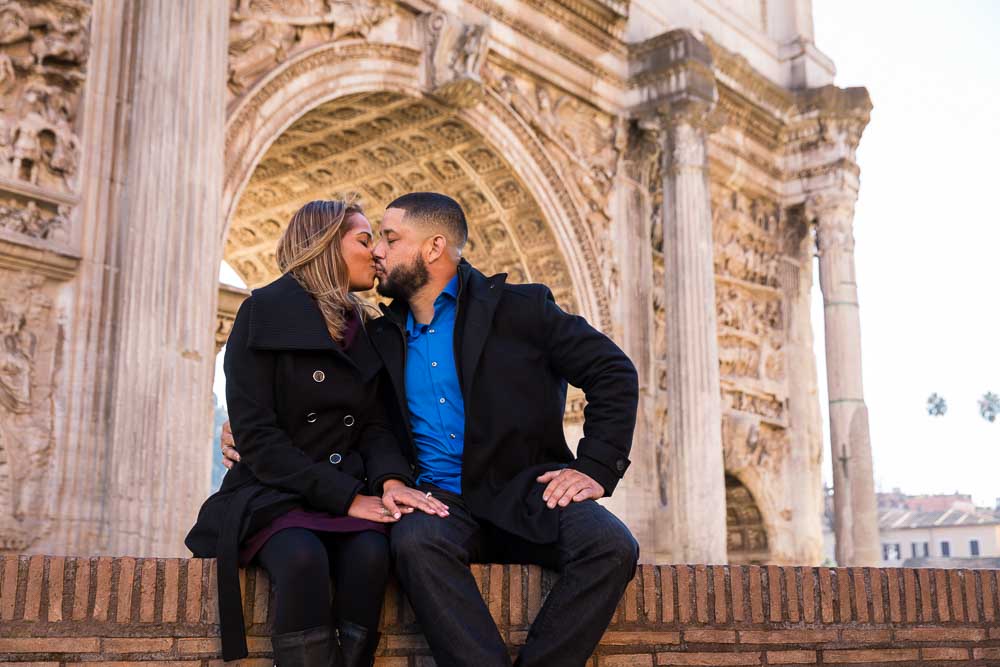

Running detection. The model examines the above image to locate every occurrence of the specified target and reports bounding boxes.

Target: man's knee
[389,512,457,562]
[563,504,639,574]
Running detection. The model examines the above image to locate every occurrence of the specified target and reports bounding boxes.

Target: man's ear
[425,234,448,264]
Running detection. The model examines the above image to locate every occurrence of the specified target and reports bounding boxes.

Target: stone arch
[725,474,771,565]
[221,40,608,327]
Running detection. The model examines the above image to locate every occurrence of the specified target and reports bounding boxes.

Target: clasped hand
[536,468,604,508]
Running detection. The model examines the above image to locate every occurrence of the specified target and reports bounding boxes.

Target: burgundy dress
[237,309,388,567]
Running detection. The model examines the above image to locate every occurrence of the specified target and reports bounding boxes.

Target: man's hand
[220,420,240,469]
[536,468,604,508]
[380,479,449,519]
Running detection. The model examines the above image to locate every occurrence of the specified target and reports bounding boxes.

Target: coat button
[616,459,626,472]
[313,370,325,383]
[329,453,342,465]
[306,412,317,423]
[343,414,355,427]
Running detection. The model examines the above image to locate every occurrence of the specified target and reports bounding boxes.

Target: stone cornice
[522,0,629,42]
[628,30,718,118]
[0,233,80,282]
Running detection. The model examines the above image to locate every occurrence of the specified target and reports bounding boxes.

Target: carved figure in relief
[10,82,46,183]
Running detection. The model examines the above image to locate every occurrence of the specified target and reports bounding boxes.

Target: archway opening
[726,474,771,564]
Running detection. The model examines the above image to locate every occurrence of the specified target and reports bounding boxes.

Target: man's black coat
[369,260,639,544]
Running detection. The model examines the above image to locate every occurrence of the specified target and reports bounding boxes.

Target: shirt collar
[406,274,460,336]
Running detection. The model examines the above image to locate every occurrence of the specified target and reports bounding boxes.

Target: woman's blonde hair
[275,198,368,343]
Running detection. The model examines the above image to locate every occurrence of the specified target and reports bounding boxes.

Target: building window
[911,542,918,558]
[940,541,951,557]
[882,543,901,561]
[921,542,929,557]
[970,540,980,556]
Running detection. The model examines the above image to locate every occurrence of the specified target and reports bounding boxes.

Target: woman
[186,199,448,666]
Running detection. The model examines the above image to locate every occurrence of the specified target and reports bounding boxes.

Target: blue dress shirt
[405,275,465,494]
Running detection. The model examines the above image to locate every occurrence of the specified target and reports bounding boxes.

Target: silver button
[439,397,446,404]
[329,453,342,465]
[312,370,325,383]
[431,361,438,367]
[306,412,317,423]
[429,329,435,334]
[343,414,355,427]
[449,433,456,439]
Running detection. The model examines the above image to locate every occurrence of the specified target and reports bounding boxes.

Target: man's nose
[372,242,385,259]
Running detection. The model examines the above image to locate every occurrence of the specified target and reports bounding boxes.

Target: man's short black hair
[387,192,469,250]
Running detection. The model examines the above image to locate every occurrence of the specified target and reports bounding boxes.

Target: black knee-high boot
[336,620,379,667]
[271,624,341,667]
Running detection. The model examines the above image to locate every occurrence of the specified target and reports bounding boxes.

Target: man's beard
[376,253,429,301]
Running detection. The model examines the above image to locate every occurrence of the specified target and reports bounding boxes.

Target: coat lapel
[458,263,506,397]
[369,302,409,419]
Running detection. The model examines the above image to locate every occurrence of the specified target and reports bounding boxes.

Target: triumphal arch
[0,0,879,566]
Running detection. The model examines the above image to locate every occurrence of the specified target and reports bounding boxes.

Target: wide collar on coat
[373,259,507,398]
[246,272,381,378]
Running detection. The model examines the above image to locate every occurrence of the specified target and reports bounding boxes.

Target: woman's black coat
[184,273,412,661]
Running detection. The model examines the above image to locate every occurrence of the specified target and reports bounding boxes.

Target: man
[224,192,639,666]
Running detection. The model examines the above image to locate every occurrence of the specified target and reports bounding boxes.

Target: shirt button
[431,361,438,367]
[449,433,456,439]
[439,397,446,404]
[429,329,435,334]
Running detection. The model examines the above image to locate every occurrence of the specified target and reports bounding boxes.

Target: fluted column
[102,1,228,556]
[659,105,727,564]
[810,193,878,566]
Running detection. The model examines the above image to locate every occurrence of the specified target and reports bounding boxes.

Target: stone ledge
[2,557,999,665]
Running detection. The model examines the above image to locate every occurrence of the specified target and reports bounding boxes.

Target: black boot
[336,620,380,667]
[270,624,341,667]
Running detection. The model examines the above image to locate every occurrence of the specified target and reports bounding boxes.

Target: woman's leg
[253,528,334,633]
[326,529,391,629]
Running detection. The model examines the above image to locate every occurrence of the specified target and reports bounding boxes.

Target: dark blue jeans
[390,487,639,667]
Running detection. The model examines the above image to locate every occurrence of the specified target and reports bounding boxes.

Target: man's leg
[390,489,511,667]
[499,501,639,667]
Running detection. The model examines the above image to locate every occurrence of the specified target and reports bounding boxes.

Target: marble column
[659,106,728,564]
[101,1,228,556]
[810,192,879,566]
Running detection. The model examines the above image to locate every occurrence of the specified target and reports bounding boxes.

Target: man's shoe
[336,619,380,667]
[270,624,341,667]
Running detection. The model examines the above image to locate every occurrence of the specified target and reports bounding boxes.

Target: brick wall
[2,557,1000,665]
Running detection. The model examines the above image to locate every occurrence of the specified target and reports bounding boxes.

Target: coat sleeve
[357,373,415,495]
[538,287,638,496]
[224,299,363,516]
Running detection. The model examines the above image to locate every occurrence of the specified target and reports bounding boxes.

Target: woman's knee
[257,529,330,583]
[343,530,391,573]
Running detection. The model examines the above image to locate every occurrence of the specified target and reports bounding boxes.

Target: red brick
[766,650,817,665]
[800,568,815,623]
[489,564,504,625]
[374,659,409,667]
[894,627,986,642]
[948,569,965,622]
[139,558,157,622]
[642,564,658,623]
[684,629,736,643]
[676,565,692,624]
[694,565,708,623]
[661,565,675,623]
[385,634,429,650]
[527,565,542,623]
[400,593,416,625]
[0,662,60,666]
[711,566,727,624]
[748,566,763,623]
[72,558,91,620]
[1,555,18,620]
[602,655,654,667]
[932,569,949,621]
[868,568,884,624]
[903,568,917,622]
[178,637,222,655]
[974,648,1000,660]
[767,566,782,622]
[380,579,400,627]
[835,568,851,622]
[841,629,891,643]
[785,567,799,623]
[93,556,112,621]
[886,568,901,623]
[102,637,174,653]
[184,558,203,623]
[509,630,528,646]
[981,570,996,622]
[850,568,867,623]
[471,564,486,597]
[0,638,100,653]
[115,556,135,623]
[509,564,523,625]
[203,559,218,624]
[24,555,44,621]
[90,663,198,667]
[823,648,919,663]
[739,629,837,644]
[916,568,932,621]
[730,566,744,622]
[602,631,680,645]
[921,647,971,661]
[965,569,979,622]
[991,626,1000,640]
[656,652,761,665]
[623,571,639,623]
[162,558,180,623]
[47,557,65,622]
[818,568,834,623]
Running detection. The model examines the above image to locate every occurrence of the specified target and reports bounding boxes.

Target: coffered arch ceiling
[225,91,579,313]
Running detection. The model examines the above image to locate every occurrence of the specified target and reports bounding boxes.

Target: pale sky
[812,0,1000,506]
[217,0,1000,507]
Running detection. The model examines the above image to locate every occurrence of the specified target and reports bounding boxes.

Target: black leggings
[253,527,389,634]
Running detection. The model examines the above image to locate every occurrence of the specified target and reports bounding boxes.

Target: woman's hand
[347,494,400,523]
[380,480,450,519]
